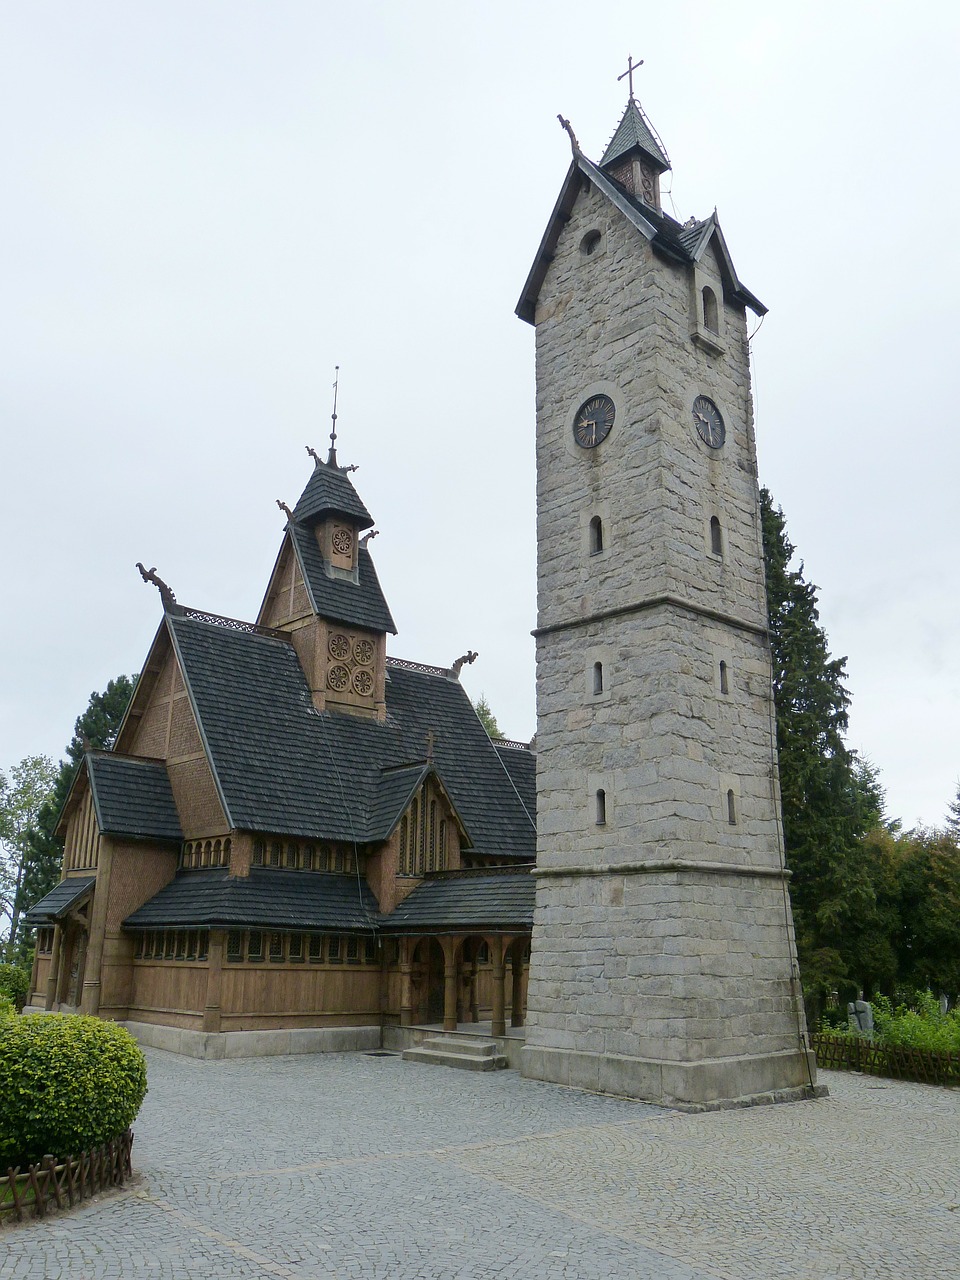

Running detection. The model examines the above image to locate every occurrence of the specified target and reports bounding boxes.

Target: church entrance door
[412,938,445,1024]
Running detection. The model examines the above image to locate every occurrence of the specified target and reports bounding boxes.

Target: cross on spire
[617,54,644,100]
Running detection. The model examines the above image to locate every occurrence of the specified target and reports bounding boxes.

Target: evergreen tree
[945,781,960,839]
[761,489,886,1014]
[472,694,502,739]
[15,676,137,955]
[895,826,960,997]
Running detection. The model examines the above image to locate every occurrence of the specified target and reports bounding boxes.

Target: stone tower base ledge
[521,1045,825,1111]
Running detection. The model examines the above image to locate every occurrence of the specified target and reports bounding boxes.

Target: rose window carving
[328,633,350,660]
[332,528,353,556]
[353,638,374,666]
[327,665,350,692]
[352,669,374,696]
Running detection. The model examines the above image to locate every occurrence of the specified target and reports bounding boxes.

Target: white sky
[2,2,958,830]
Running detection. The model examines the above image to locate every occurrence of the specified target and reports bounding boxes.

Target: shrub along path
[2,1049,959,1279]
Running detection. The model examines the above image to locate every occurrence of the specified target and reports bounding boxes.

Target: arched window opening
[439,820,447,868]
[589,516,604,555]
[399,816,408,874]
[596,789,607,826]
[727,789,737,825]
[710,516,723,557]
[593,662,604,695]
[719,660,729,695]
[702,286,719,333]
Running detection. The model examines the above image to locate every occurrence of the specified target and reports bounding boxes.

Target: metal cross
[426,730,438,762]
[618,55,644,99]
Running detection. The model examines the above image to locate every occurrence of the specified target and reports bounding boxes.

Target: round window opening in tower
[580,230,602,257]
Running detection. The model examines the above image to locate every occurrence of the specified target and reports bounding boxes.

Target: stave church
[26,82,818,1106]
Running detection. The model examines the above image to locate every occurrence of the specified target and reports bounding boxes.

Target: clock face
[693,395,725,449]
[573,395,615,449]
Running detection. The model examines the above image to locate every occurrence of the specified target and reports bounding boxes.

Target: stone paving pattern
[3,1050,959,1278]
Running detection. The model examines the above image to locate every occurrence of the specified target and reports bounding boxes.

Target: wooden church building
[25,444,538,1058]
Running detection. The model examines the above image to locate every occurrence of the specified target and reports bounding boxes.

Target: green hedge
[0,1016,148,1167]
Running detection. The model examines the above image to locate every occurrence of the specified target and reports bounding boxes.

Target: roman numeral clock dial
[573,395,615,448]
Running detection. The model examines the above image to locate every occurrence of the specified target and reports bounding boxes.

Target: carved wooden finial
[451,650,479,678]
[276,499,294,522]
[136,562,177,610]
[359,529,379,549]
[557,114,580,156]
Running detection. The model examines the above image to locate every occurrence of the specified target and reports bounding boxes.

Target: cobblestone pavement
[3,1050,959,1279]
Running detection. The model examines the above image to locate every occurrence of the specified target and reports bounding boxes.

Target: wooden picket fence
[812,1033,960,1086]
[1,1129,134,1225]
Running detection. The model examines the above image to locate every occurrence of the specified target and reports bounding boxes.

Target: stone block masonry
[521,119,816,1106]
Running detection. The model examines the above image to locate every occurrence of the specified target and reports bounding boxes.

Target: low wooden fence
[1,1129,134,1225]
[812,1034,960,1086]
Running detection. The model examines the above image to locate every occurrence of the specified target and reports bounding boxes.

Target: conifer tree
[761,490,885,1013]
[945,782,960,840]
[14,676,137,955]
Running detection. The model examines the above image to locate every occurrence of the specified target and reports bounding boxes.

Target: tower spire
[327,365,340,468]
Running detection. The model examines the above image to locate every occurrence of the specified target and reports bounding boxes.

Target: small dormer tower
[259,448,396,720]
[599,96,670,213]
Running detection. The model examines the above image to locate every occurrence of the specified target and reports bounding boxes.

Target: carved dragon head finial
[306,444,323,467]
[451,650,479,678]
[276,499,294,522]
[359,529,379,549]
[136,562,177,611]
[557,114,580,156]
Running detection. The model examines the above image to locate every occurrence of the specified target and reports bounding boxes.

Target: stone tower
[516,96,818,1107]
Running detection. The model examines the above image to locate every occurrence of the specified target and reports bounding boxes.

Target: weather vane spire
[618,54,644,100]
[327,364,340,467]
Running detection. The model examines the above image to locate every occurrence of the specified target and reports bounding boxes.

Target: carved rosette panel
[326,630,378,700]
[332,527,353,556]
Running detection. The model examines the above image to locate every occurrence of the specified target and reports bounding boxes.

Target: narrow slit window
[269,933,285,963]
[289,934,304,963]
[596,788,607,826]
[248,931,264,962]
[593,661,604,695]
[719,660,729,695]
[227,931,243,963]
[328,936,342,964]
[308,936,324,964]
[702,285,719,333]
[727,789,737,825]
[589,516,604,555]
[710,516,723,557]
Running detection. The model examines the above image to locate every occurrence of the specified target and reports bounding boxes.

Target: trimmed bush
[0,1015,147,1167]
[0,964,30,1013]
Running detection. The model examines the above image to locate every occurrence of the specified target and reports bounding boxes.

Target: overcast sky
[2,2,958,830]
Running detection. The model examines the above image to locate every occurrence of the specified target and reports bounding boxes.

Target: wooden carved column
[399,939,414,1027]
[491,938,506,1038]
[203,930,224,1033]
[511,942,526,1028]
[44,924,62,1010]
[442,938,458,1031]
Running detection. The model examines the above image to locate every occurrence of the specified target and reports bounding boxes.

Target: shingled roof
[292,459,374,529]
[124,868,378,932]
[600,98,670,172]
[290,524,396,635]
[516,154,766,325]
[87,753,182,842]
[24,875,96,925]
[166,616,536,858]
[382,869,536,932]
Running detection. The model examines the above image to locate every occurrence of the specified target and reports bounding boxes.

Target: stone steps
[402,1035,508,1072]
